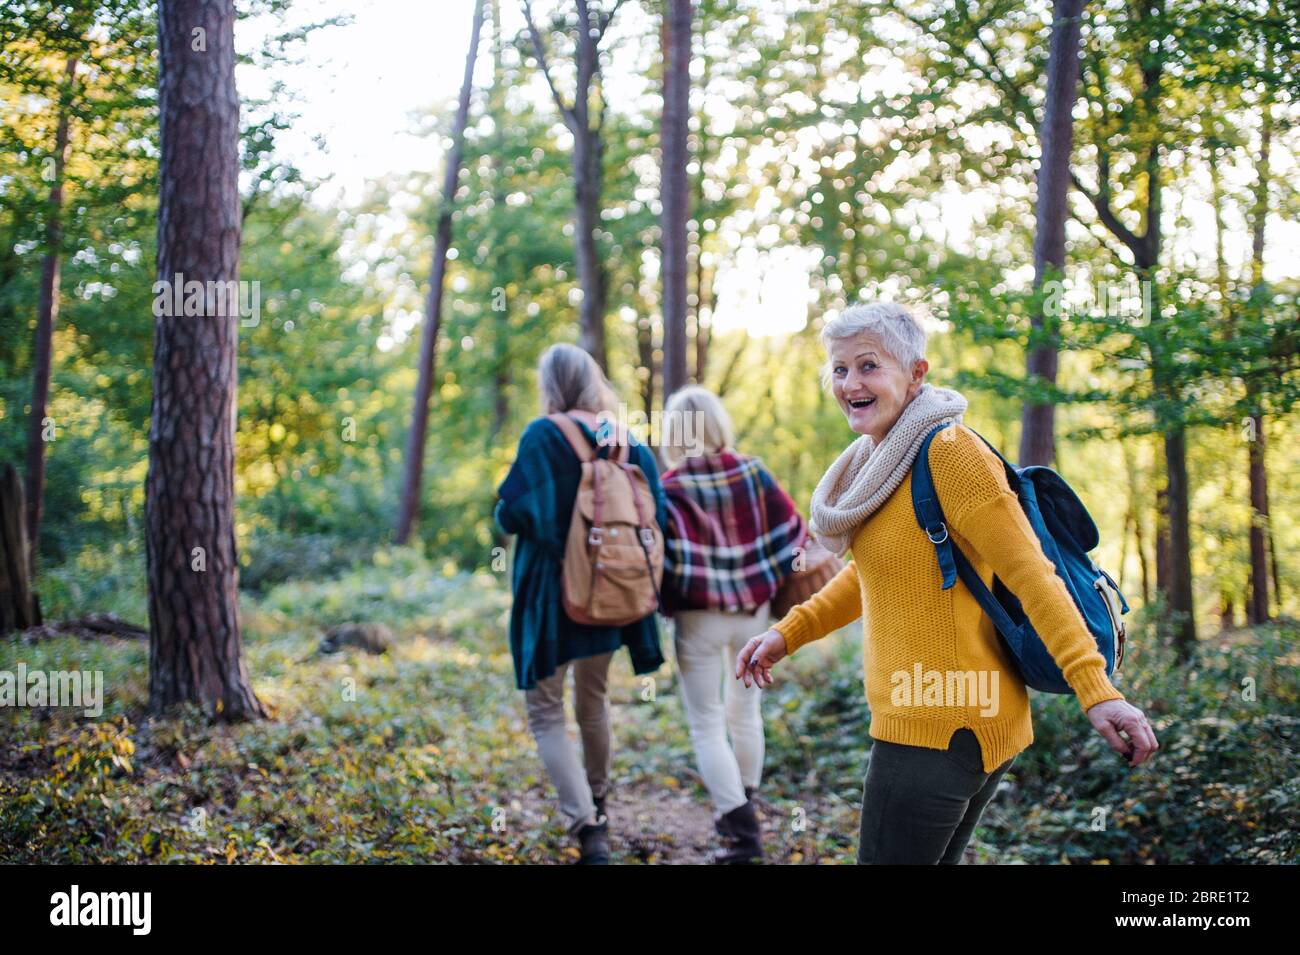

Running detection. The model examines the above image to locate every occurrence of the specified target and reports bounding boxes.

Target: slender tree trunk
[691,46,712,384]
[488,0,510,445]
[1,465,41,633]
[637,314,655,419]
[1134,479,1150,608]
[1119,440,1134,593]
[524,1,626,371]
[1244,426,1272,620]
[23,56,78,579]
[1164,426,1196,658]
[147,0,263,719]
[1149,270,1196,656]
[573,128,608,369]
[660,0,691,402]
[1073,0,1193,652]
[1153,426,1169,595]
[1209,131,1248,622]
[1020,0,1084,468]
[1219,592,1234,632]
[1246,87,1274,623]
[714,331,749,399]
[395,0,485,545]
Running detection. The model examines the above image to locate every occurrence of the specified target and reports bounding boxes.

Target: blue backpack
[910,422,1129,695]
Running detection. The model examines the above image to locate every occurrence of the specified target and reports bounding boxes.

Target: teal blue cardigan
[494,415,668,691]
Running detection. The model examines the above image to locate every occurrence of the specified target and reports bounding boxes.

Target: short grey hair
[819,302,928,391]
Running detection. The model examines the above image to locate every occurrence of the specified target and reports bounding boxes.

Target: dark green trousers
[857,728,1016,864]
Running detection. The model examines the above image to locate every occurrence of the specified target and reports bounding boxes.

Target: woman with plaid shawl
[659,386,806,863]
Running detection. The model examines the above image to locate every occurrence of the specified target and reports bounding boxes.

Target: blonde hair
[661,385,734,467]
[537,343,617,415]
[818,301,929,391]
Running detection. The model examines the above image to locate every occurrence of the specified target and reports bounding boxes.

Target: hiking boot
[714,810,734,839]
[593,792,607,820]
[712,799,763,864]
[575,815,610,865]
[716,788,761,837]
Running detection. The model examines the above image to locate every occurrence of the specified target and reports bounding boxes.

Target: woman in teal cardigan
[494,343,668,863]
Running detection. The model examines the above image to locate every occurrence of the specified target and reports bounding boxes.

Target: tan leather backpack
[548,413,664,626]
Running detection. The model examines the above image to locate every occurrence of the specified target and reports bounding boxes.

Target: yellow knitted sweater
[772,423,1125,772]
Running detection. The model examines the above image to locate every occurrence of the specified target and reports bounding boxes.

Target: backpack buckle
[639,527,655,548]
[926,523,948,544]
[588,527,603,547]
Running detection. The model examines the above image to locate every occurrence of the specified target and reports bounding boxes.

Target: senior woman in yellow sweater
[736,301,1159,864]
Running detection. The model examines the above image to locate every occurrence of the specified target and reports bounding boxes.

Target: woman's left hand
[1086,698,1159,767]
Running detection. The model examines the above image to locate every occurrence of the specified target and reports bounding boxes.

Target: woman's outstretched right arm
[770,559,862,655]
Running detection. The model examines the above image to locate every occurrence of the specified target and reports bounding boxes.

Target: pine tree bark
[147,0,263,719]
[24,56,78,579]
[1019,0,1084,468]
[395,0,485,545]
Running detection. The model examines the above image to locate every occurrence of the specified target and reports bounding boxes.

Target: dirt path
[603,782,720,864]
[514,779,734,864]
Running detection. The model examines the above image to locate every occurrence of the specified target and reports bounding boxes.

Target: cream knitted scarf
[809,383,969,557]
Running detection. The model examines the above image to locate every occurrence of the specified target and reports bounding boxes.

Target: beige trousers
[524,651,614,833]
[673,605,771,816]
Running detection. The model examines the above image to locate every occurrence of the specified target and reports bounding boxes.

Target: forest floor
[2,552,1297,864]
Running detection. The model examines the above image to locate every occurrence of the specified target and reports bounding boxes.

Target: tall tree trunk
[1246,84,1273,624]
[524,1,628,372]
[147,0,263,719]
[572,128,608,369]
[1209,128,1247,621]
[395,0,485,545]
[660,0,691,402]
[1154,467,1169,596]
[23,55,78,579]
[690,44,712,384]
[1149,269,1195,657]
[1,465,41,633]
[1073,0,1193,654]
[1133,464,1150,607]
[1020,0,1084,468]
[1164,425,1196,658]
[488,0,510,445]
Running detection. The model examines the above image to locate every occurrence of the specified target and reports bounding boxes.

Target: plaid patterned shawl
[661,451,806,614]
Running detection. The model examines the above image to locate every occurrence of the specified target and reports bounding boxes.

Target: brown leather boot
[712,799,763,864]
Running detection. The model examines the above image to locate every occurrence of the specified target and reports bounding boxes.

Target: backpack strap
[547,413,595,462]
[620,461,663,611]
[910,421,1024,645]
[547,412,630,464]
[911,422,959,591]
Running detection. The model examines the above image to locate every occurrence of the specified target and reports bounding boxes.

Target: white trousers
[673,605,771,816]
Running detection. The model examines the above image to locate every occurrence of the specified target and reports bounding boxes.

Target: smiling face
[828,332,928,443]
